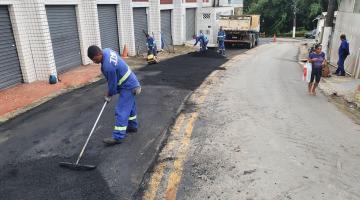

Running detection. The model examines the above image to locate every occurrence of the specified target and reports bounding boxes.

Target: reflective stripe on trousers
[114,126,127,131]
[129,115,137,121]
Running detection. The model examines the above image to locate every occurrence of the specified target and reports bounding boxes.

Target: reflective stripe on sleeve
[118,67,131,86]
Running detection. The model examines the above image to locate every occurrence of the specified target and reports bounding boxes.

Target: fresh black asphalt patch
[0,49,242,200]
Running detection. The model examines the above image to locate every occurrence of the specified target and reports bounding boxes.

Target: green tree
[244,0,330,35]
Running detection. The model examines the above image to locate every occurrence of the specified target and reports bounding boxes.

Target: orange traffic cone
[122,45,128,58]
[273,34,277,42]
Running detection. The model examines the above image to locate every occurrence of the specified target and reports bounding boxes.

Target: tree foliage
[244,0,333,35]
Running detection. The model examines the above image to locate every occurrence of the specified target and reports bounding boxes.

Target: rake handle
[76,101,108,164]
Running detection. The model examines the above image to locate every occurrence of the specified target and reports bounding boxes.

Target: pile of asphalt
[188,50,226,59]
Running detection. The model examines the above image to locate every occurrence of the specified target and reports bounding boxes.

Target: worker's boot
[103,137,124,146]
[127,127,138,133]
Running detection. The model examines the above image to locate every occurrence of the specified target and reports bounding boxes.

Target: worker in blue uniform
[217,26,226,55]
[334,34,350,76]
[87,45,141,146]
[193,31,209,52]
[146,34,157,56]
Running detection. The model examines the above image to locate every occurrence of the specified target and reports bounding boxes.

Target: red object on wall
[161,0,173,4]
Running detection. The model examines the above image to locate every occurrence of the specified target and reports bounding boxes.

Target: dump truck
[218,15,260,49]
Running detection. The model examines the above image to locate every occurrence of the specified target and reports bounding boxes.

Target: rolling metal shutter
[186,8,196,40]
[98,4,120,52]
[133,8,148,54]
[46,5,81,72]
[0,6,23,89]
[161,10,172,47]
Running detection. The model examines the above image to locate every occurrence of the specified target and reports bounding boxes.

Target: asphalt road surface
[150,41,360,199]
[0,46,248,200]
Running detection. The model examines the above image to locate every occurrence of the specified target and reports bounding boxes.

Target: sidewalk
[0,64,102,123]
[0,45,196,123]
[299,42,360,107]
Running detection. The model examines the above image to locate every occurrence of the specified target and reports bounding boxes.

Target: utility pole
[292,0,298,38]
[322,0,336,58]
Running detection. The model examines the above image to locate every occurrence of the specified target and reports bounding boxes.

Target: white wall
[330,0,360,76]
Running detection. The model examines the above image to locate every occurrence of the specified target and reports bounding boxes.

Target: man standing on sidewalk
[87,45,141,146]
[334,34,350,76]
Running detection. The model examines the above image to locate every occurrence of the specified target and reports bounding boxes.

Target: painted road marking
[143,114,186,200]
[165,112,199,200]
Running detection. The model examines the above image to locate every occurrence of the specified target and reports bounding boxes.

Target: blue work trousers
[200,41,208,52]
[113,89,138,139]
[336,57,346,76]
[218,40,225,54]
[148,46,157,56]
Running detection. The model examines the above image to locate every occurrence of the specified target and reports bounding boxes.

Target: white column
[8,1,36,83]
[118,0,136,56]
[10,0,57,81]
[148,0,161,48]
[173,0,185,45]
[77,0,101,65]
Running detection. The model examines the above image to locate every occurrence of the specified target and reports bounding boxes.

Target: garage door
[0,6,22,89]
[161,10,172,47]
[186,8,196,40]
[46,5,81,72]
[98,4,120,52]
[133,8,148,54]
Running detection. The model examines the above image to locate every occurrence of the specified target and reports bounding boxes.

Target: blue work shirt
[146,36,156,48]
[218,30,226,42]
[338,39,350,58]
[194,35,208,46]
[101,48,140,96]
[309,52,325,69]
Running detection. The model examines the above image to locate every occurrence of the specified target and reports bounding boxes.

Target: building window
[203,13,211,19]
[354,0,360,13]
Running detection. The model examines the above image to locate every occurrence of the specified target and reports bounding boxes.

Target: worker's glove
[133,87,142,96]
[104,96,112,102]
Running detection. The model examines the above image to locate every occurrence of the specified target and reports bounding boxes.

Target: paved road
[144,41,360,200]
[0,46,249,199]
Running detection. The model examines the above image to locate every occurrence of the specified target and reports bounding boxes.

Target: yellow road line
[165,112,199,200]
[143,162,166,200]
[143,114,186,200]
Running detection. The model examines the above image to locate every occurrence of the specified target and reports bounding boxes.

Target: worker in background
[193,31,209,52]
[334,34,350,76]
[87,45,141,146]
[146,33,157,57]
[217,26,226,55]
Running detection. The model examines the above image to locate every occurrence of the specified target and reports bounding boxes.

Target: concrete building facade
[330,0,360,78]
[0,0,241,89]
